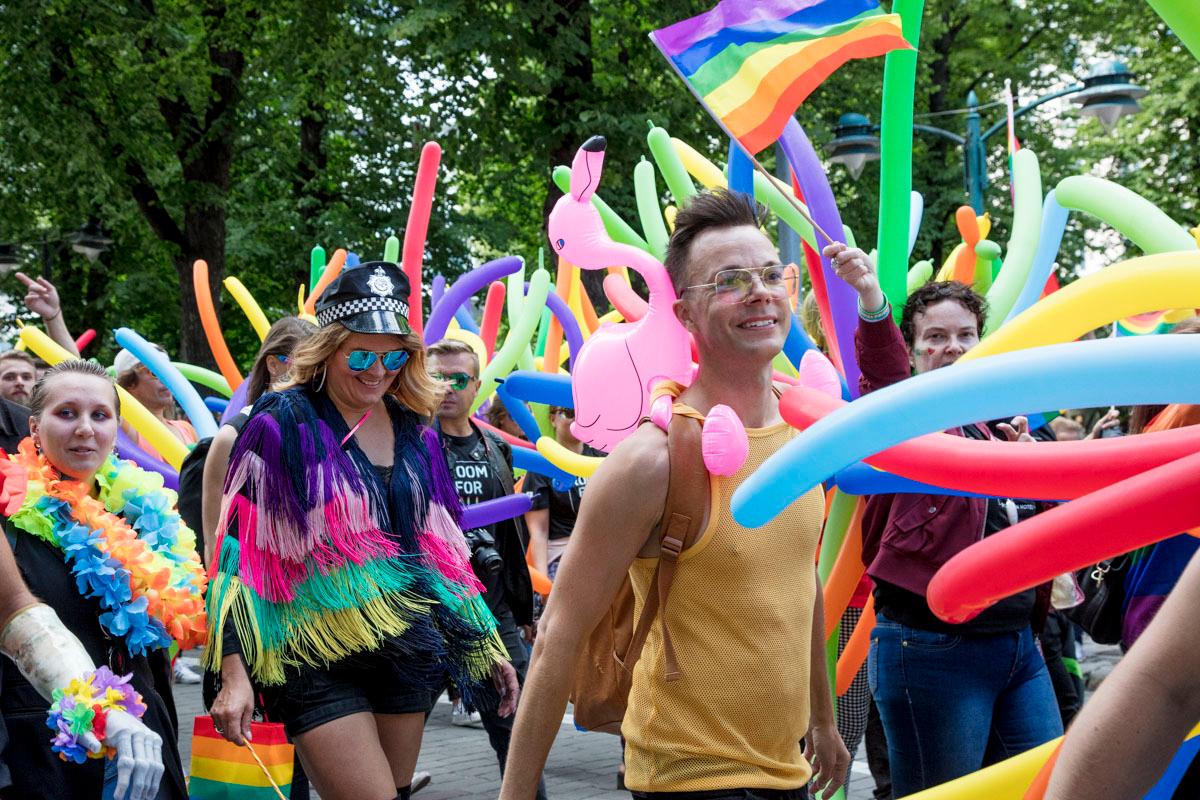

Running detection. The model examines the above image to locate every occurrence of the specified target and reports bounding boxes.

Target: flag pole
[649,34,837,245]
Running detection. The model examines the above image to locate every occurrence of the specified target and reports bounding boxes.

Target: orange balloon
[952,206,981,284]
[823,498,866,640]
[1021,742,1061,800]
[835,595,874,696]
[193,259,243,390]
[303,249,347,316]
[528,565,552,598]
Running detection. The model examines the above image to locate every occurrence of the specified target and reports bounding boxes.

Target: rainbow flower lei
[1,439,207,655]
[46,667,147,763]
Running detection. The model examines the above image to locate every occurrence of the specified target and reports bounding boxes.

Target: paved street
[174,665,880,799]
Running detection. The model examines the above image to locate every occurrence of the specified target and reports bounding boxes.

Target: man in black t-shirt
[523,406,602,581]
[427,340,546,800]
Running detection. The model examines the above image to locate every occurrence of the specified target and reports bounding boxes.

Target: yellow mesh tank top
[622,415,824,793]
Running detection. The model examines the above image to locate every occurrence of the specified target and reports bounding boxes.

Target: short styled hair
[426,339,480,377]
[664,189,765,294]
[0,350,36,370]
[899,281,988,348]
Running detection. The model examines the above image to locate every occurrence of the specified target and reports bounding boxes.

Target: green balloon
[906,260,933,296]
[753,171,816,248]
[309,245,326,293]
[875,0,926,318]
[475,268,551,412]
[985,149,1042,332]
[647,125,697,205]
[552,166,650,253]
[173,362,233,398]
[634,158,670,260]
[973,240,1002,295]
[1147,0,1200,62]
[1055,175,1198,255]
[383,235,400,263]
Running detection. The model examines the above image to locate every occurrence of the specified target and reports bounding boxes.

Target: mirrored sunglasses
[346,349,409,372]
[430,371,473,391]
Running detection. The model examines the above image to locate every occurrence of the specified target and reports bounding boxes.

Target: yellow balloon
[223,276,271,342]
[445,328,489,370]
[598,309,625,326]
[671,138,727,189]
[904,739,1060,799]
[536,436,603,478]
[18,326,189,470]
[962,252,1200,363]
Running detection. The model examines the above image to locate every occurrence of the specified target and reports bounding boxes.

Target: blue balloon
[727,138,755,197]
[733,335,1200,528]
[831,462,1063,501]
[1005,191,1068,324]
[494,378,543,444]
[204,396,229,414]
[511,445,576,491]
[114,328,219,439]
[346,251,361,268]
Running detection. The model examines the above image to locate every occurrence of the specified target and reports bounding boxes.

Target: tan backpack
[570,412,711,734]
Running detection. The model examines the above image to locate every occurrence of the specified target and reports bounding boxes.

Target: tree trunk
[175,203,228,366]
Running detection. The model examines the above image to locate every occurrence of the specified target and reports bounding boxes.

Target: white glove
[83,709,164,800]
[0,604,164,800]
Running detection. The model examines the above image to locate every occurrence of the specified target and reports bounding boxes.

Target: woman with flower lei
[0,360,205,800]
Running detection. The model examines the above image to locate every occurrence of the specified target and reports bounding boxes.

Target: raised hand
[16,272,62,321]
[824,243,885,313]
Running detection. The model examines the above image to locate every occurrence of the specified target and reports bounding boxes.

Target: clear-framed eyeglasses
[683,264,797,304]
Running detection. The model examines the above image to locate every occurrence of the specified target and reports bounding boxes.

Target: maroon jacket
[855,315,988,597]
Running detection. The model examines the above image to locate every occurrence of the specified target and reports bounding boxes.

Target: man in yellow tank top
[501,189,853,800]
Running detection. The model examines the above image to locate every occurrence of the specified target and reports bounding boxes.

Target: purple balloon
[425,256,524,345]
[431,274,447,308]
[460,492,534,530]
[220,380,250,425]
[524,282,584,372]
[115,429,180,491]
[778,117,863,396]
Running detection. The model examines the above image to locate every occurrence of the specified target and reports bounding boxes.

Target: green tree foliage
[0,0,1192,371]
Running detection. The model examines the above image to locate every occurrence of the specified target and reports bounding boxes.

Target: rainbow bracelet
[46,667,147,764]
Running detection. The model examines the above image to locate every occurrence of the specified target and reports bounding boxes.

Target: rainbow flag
[651,0,911,154]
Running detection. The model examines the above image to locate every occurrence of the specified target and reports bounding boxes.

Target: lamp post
[0,218,112,279]
[826,60,1147,213]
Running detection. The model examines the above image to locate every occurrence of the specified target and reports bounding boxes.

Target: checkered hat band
[317,297,409,327]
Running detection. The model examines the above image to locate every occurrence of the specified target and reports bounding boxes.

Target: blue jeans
[867,614,1062,797]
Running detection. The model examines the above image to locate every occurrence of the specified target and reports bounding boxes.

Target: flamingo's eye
[556,238,565,249]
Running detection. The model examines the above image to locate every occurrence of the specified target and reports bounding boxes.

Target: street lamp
[0,218,113,278]
[827,113,880,181]
[826,60,1148,213]
[1071,60,1147,131]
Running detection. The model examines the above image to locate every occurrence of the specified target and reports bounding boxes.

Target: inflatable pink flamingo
[549,136,694,453]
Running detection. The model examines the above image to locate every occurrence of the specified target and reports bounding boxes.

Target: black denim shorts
[263,651,436,738]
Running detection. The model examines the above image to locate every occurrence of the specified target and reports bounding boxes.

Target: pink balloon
[797,349,842,399]
[702,404,749,476]
[549,136,692,453]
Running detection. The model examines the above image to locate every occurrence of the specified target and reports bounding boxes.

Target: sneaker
[410,771,432,794]
[173,660,202,684]
[450,700,472,727]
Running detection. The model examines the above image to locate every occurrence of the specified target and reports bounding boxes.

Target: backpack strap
[619,412,710,682]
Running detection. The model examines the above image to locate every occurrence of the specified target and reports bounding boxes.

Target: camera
[463,528,504,576]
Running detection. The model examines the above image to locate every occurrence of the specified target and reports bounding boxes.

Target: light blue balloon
[1004,191,1067,324]
[732,335,1200,528]
[114,328,219,439]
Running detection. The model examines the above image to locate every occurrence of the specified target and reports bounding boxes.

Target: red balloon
[781,386,1200,499]
[927,449,1200,624]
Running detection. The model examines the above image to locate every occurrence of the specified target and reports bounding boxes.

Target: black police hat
[314,261,412,335]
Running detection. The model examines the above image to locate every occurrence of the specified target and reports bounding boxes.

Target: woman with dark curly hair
[828,242,1062,796]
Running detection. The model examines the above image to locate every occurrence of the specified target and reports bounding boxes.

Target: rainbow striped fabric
[651,0,911,153]
[189,716,293,799]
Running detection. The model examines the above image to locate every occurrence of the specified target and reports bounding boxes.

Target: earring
[313,364,328,393]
